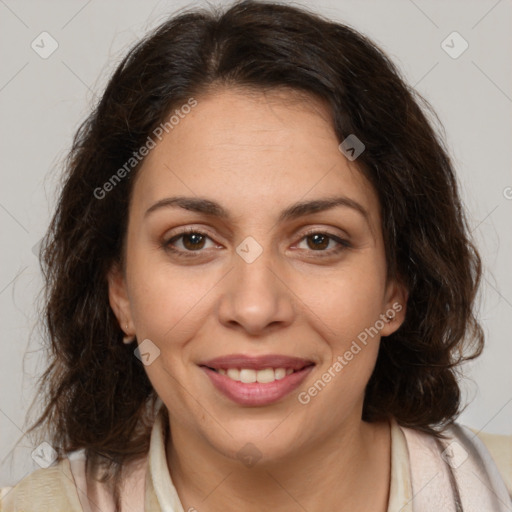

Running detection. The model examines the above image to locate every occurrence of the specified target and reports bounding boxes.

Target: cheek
[126,248,216,341]
[299,257,387,344]
[296,269,385,419]
[125,260,214,418]
[295,253,387,409]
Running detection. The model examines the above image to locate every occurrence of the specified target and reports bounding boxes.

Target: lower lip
[201,366,314,406]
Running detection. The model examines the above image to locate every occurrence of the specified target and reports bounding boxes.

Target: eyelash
[162,227,351,259]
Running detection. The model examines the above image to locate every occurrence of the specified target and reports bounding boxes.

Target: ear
[379,277,408,337]
[107,262,134,335]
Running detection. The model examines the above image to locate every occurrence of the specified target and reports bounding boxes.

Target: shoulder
[0,457,84,512]
[396,419,512,509]
[469,426,512,495]
[404,421,512,496]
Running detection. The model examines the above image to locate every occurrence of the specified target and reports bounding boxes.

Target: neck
[166,417,391,512]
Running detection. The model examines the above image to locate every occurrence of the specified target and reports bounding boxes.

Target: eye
[162,228,217,257]
[295,229,351,256]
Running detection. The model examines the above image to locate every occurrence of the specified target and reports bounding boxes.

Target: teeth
[274,368,286,380]
[216,367,296,383]
[240,369,257,383]
[226,368,240,381]
[256,368,274,383]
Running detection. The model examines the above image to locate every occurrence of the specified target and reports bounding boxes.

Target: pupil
[309,234,328,250]
[184,233,204,250]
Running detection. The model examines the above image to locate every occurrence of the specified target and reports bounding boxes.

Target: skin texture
[108,87,407,511]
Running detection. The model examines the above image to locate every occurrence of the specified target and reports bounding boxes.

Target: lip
[199,354,315,406]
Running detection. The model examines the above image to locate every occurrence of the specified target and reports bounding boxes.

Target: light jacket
[1,405,511,511]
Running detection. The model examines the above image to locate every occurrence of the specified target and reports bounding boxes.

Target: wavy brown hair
[26,0,483,507]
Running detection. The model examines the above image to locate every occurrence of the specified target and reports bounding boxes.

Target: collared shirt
[1,405,511,511]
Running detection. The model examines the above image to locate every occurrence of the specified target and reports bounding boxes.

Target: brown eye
[305,233,330,250]
[162,229,216,257]
[296,230,351,257]
[180,232,206,250]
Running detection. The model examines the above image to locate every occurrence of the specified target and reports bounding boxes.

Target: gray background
[1,0,511,486]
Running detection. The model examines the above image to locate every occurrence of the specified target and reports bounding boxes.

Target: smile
[199,354,315,406]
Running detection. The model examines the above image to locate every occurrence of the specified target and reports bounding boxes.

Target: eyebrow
[144,195,369,224]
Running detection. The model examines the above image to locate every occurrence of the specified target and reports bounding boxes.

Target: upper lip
[199,354,315,371]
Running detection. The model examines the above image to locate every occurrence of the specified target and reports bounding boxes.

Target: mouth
[199,354,315,406]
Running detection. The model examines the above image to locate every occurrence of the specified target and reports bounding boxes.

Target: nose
[216,239,295,336]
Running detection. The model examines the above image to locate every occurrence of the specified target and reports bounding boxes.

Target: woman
[1,1,510,510]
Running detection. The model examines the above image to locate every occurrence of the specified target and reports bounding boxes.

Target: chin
[199,413,311,466]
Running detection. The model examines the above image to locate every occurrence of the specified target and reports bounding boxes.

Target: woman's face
[108,87,406,462]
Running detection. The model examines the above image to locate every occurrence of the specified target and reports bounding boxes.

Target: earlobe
[380,279,408,337]
[107,263,134,334]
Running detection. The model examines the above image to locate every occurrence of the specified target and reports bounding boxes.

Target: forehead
[131,87,380,227]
